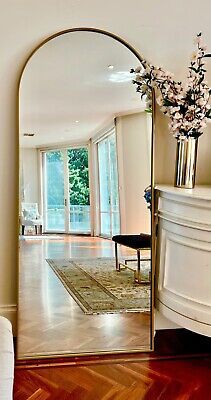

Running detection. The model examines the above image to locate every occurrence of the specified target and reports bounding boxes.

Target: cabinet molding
[156,185,211,337]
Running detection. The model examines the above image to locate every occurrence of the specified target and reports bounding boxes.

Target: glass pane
[100,213,111,237]
[98,133,120,237]
[112,212,120,236]
[70,205,90,232]
[68,148,91,233]
[109,134,120,231]
[98,140,110,213]
[45,151,65,231]
[98,139,111,236]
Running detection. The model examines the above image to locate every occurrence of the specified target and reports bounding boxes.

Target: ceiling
[20,31,146,148]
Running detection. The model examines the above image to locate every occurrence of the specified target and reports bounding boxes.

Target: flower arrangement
[131,33,211,140]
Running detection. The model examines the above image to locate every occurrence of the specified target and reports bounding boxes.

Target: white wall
[116,112,151,234]
[20,148,40,205]
[0,0,211,331]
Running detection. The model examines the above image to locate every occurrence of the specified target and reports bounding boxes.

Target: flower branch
[131,33,211,139]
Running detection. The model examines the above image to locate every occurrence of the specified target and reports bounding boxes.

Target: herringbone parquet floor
[16,236,211,398]
[14,357,211,399]
[18,236,151,359]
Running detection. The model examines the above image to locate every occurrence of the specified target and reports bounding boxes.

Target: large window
[43,147,90,233]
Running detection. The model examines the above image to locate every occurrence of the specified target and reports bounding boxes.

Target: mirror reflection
[18,30,153,359]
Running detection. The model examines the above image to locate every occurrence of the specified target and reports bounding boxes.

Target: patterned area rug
[46,258,150,314]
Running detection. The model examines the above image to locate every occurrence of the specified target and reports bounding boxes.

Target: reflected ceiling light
[75,120,79,123]
[108,64,114,70]
[109,71,132,83]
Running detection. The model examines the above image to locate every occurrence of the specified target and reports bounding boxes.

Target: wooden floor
[18,235,150,359]
[14,356,211,399]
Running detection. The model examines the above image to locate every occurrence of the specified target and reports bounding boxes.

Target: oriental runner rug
[46,257,150,314]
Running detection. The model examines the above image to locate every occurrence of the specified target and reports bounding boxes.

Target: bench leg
[115,242,120,271]
[134,249,141,283]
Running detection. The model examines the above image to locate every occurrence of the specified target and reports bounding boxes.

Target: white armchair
[20,203,43,235]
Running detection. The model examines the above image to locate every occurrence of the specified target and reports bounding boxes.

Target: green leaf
[189,66,198,73]
[163,99,174,107]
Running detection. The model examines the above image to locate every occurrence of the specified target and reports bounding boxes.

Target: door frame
[92,125,120,239]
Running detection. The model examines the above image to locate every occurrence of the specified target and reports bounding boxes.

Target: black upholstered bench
[112,234,151,284]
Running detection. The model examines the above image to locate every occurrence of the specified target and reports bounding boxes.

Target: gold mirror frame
[17,27,156,360]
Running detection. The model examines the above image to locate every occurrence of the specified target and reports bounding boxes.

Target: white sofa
[0,317,14,400]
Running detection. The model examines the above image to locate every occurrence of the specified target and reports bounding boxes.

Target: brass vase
[174,137,198,189]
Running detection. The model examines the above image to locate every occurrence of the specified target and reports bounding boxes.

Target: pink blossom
[132,33,211,139]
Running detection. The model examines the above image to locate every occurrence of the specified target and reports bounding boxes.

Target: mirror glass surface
[18,30,153,359]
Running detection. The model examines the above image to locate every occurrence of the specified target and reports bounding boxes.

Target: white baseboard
[0,304,17,335]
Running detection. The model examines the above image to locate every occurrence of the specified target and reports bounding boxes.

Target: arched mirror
[18,29,154,360]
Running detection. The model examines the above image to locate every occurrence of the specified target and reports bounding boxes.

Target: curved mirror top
[18,30,153,360]
[20,31,146,147]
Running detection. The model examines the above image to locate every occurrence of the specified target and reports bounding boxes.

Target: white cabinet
[156,185,211,337]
